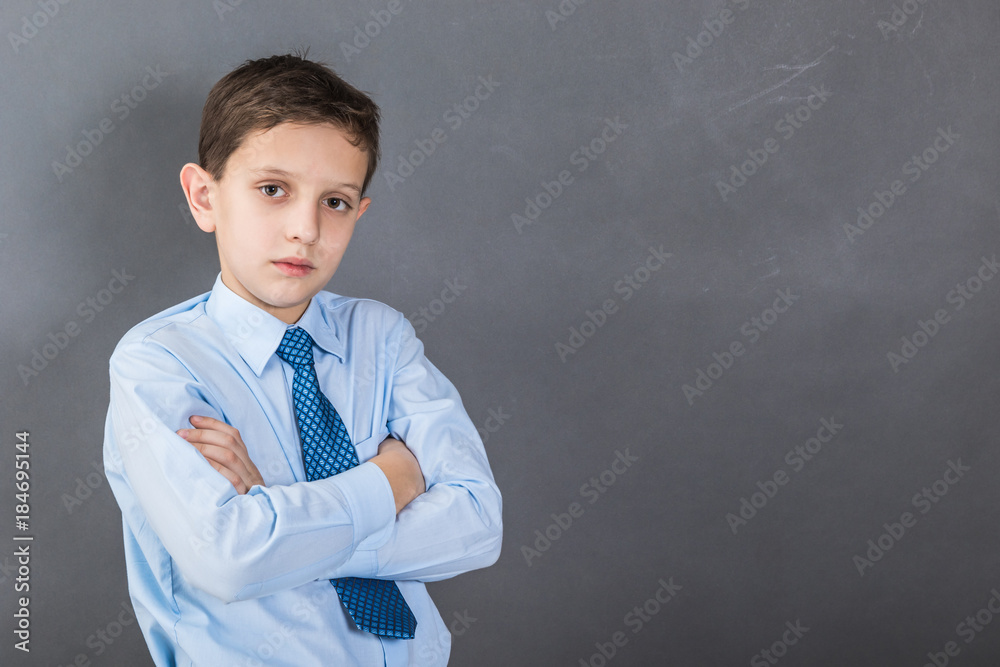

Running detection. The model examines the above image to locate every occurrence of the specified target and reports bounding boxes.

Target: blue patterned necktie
[276,327,417,639]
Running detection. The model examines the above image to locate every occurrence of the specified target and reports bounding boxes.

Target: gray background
[2,0,999,665]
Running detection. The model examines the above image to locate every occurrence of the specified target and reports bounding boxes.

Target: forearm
[327,469,502,582]
[107,370,396,602]
[338,314,505,581]
[373,481,503,581]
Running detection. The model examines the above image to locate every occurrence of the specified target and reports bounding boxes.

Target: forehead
[227,122,367,185]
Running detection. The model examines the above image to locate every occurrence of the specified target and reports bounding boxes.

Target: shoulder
[314,291,410,333]
[312,292,421,364]
[111,291,215,366]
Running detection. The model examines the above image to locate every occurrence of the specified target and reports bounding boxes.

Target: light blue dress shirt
[103,275,503,666]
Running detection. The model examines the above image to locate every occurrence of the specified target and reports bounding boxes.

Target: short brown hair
[198,52,381,194]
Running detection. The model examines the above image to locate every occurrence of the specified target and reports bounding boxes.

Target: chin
[267,295,309,310]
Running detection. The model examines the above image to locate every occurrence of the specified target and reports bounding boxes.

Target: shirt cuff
[316,460,396,550]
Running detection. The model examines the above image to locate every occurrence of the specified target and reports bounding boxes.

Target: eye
[325,197,351,211]
[259,184,286,197]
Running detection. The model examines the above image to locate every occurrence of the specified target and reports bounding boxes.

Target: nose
[285,201,321,244]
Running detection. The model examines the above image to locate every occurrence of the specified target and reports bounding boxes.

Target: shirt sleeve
[104,334,397,603]
[331,313,503,582]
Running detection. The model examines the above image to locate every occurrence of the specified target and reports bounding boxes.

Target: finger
[197,443,245,470]
[178,429,238,458]
[188,415,242,439]
[185,437,248,475]
[178,428,256,471]
[202,447,255,494]
[202,443,263,488]
[188,420,252,463]
[177,428,262,491]
[179,428,236,447]
[207,458,246,493]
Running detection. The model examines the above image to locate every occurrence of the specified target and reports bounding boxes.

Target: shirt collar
[205,274,345,376]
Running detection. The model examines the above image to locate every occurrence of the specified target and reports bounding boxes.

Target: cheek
[232,215,278,249]
[320,225,354,252]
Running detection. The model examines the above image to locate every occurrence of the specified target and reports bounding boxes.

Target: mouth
[273,257,315,277]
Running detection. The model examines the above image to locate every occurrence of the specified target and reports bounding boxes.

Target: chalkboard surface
[2,1,999,665]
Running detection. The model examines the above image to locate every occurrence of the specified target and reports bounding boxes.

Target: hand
[178,415,265,494]
[370,437,425,514]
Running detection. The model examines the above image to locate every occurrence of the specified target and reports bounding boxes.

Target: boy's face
[184,122,371,324]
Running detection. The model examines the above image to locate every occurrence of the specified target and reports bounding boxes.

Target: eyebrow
[249,167,362,196]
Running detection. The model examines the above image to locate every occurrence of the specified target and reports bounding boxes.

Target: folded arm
[331,315,504,582]
[104,340,398,603]
[180,417,424,513]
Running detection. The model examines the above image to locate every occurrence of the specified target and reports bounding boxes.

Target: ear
[355,196,372,221]
[179,163,217,233]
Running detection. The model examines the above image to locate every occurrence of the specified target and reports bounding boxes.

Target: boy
[103,53,502,666]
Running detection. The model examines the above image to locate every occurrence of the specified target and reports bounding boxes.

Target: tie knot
[276,327,316,368]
